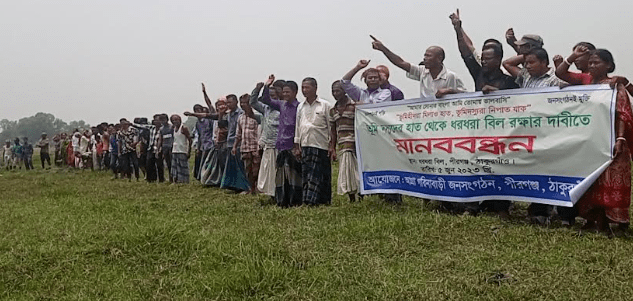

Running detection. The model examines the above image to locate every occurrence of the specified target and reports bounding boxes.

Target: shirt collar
[305,96,327,107]
[436,65,448,80]
[423,65,448,80]
[542,67,556,78]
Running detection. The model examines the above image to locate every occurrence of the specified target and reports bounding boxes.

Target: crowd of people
[2,9,633,235]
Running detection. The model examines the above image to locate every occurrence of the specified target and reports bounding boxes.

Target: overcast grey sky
[1,0,631,125]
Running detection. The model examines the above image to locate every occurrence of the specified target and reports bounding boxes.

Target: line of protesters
[4,9,633,235]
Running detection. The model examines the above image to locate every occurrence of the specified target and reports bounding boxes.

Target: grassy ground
[1,157,633,300]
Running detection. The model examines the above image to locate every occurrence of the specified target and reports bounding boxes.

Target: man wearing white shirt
[293,77,333,206]
[341,59,392,104]
[371,35,466,99]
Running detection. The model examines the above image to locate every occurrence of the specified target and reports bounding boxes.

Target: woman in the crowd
[558,49,633,234]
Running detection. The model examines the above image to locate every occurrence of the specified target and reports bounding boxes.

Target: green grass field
[2,157,633,300]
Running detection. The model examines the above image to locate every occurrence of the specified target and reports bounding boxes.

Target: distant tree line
[0,113,90,143]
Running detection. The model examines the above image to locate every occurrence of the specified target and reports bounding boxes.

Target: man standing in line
[250,80,282,202]
[233,94,262,195]
[3,140,12,170]
[53,134,62,167]
[449,10,519,217]
[220,94,249,192]
[196,83,217,180]
[170,114,192,184]
[329,80,360,203]
[118,119,140,181]
[502,47,565,224]
[159,114,174,183]
[36,133,51,169]
[258,75,302,207]
[293,77,333,206]
[22,137,34,170]
[371,35,466,99]
[109,125,120,179]
[12,138,23,170]
[133,115,164,182]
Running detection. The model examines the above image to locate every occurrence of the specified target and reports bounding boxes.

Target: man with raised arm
[233,94,262,195]
[250,80,282,201]
[503,47,565,89]
[258,74,302,207]
[194,84,217,180]
[341,59,391,104]
[371,35,466,99]
[505,28,544,55]
[450,9,518,94]
[447,9,518,217]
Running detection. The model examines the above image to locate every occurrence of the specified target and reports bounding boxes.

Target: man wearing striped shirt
[503,47,566,89]
[502,47,566,225]
[233,94,262,195]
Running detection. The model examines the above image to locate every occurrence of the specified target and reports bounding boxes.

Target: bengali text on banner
[354,85,616,207]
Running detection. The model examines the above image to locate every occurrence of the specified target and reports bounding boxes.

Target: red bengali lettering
[391,136,537,155]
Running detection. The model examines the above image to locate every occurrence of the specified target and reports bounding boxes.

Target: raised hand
[370,35,386,52]
[449,8,461,28]
[572,45,589,58]
[202,83,206,92]
[184,111,193,116]
[256,82,264,90]
[552,55,563,67]
[505,28,516,43]
[357,59,371,69]
[265,74,275,86]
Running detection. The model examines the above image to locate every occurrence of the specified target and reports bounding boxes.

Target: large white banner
[355,85,616,207]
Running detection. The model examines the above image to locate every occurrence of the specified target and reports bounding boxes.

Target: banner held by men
[355,85,616,207]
